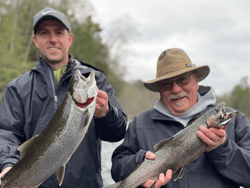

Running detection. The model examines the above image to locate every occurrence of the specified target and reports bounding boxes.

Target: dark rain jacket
[0,56,127,188]
[111,87,250,188]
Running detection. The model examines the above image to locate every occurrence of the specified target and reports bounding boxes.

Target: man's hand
[0,167,12,186]
[196,125,226,152]
[94,89,109,118]
[142,152,172,188]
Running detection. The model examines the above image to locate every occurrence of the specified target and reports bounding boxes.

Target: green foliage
[118,80,159,120]
[217,76,250,119]
[0,0,126,101]
[0,3,35,93]
[69,16,125,96]
[120,77,250,121]
[69,16,110,74]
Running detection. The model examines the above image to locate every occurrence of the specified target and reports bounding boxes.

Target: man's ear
[194,72,199,82]
[194,72,199,90]
[68,33,74,48]
[33,35,39,48]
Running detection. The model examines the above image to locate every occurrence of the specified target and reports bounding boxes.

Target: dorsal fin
[18,134,39,160]
[154,137,174,152]
[173,167,184,181]
[55,165,65,186]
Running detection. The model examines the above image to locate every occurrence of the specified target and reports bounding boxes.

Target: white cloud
[90,0,250,95]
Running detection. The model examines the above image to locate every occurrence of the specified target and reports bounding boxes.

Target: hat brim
[34,16,69,34]
[143,65,210,92]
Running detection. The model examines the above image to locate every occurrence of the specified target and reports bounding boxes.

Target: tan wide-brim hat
[144,48,210,92]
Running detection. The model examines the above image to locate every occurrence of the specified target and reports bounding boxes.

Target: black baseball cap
[33,7,71,34]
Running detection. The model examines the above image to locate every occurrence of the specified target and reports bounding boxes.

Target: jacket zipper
[48,70,58,112]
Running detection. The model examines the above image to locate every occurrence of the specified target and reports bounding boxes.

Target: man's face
[158,72,199,116]
[33,20,73,68]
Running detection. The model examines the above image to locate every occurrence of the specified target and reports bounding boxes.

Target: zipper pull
[54,95,58,102]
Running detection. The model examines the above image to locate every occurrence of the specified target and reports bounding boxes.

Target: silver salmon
[1,70,98,188]
[105,102,237,188]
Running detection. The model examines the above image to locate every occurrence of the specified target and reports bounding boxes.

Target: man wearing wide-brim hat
[111,48,250,188]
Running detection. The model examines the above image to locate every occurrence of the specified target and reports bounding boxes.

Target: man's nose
[49,33,57,43]
[171,81,182,93]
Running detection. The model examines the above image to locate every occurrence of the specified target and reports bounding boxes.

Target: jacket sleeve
[0,84,24,172]
[111,119,146,183]
[205,110,250,187]
[94,71,127,142]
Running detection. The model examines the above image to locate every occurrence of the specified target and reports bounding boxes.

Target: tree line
[0,0,125,97]
[0,0,249,121]
[119,78,250,121]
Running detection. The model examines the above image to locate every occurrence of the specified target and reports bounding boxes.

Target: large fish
[1,70,98,188]
[105,102,237,188]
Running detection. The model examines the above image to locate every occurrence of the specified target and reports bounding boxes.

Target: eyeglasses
[157,72,195,91]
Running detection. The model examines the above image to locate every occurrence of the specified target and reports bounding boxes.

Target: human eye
[55,31,61,35]
[162,81,171,86]
[162,82,172,89]
[38,30,47,35]
[177,76,189,85]
[56,30,65,35]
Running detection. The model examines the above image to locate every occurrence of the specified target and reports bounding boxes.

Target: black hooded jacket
[0,56,127,188]
[111,87,250,188]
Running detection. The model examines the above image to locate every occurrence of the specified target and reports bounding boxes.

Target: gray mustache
[169,92,189,100]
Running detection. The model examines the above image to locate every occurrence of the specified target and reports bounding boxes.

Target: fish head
[206,102,238,129]
[68,70,98,112]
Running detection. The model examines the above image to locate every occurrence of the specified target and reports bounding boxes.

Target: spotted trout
[1,70,98,188]
[104,102,237,188]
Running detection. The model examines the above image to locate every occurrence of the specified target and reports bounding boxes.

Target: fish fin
[154,137,174,152]
[173,168,184,181]
[55,165,65,186]
[102,181,121,188]
[18,134,39,160]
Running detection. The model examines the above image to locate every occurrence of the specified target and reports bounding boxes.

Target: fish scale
[1,70,98,188]
[104,102,237,188]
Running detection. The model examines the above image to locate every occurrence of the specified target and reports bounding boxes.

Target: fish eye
[214,107,219,113]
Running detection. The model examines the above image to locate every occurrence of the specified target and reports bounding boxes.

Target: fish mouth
[73,97,95,108]
[219,109,238,126]
[207,103,238,128]
[72,70,97,109]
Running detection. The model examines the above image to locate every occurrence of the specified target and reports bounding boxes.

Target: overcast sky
[89,0,250,96]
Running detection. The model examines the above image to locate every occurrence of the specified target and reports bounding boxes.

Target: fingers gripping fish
[104,102,237,188]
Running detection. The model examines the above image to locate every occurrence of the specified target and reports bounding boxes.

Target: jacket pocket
[34,83,48,101]
[187,170,237,188]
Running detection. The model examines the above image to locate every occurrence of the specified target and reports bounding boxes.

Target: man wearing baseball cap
[0,7,127,188]
[33,7,71,34]
[111,48,250,187]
